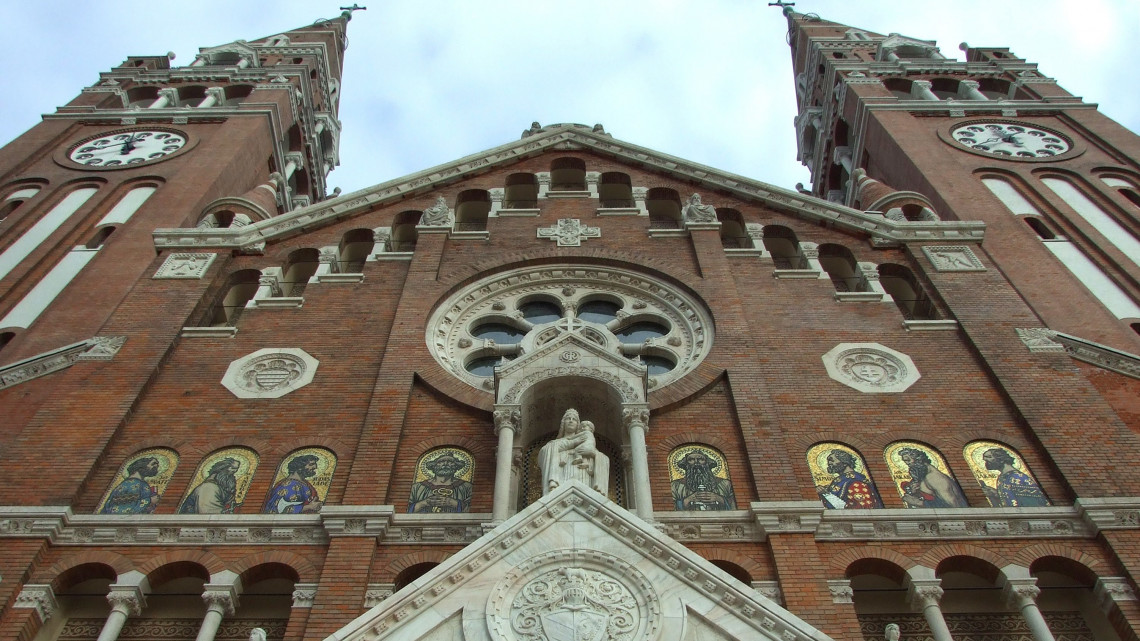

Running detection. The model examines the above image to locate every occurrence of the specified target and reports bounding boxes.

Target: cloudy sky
[1,1,1137,197]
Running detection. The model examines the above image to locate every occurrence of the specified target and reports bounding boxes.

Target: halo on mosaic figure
[96,448,180,514]
[408,447,475,513]
[668,444,736,511]
[885,441,969,508]
[177,447,259,514]
[963,440,1050,508]
[807,442,882,510]
[262,447,336,514]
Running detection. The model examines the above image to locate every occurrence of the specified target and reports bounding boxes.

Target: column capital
[827,578,854,604]
[1003,577,1041,608]
[906,579,944,609]
[1095,576,1138,613]
[14,584,58,622]
[622,406,650,432]
[201,588,238,615]
[292,583,318,608]
[106,586,146,616]
[363,583,394,609]
[493,406,521,435]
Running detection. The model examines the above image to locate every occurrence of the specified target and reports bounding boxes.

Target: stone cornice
[0,336,126,391]
[1049,332,1140,380]
[152,125,985,253]
[3,498,1138,544]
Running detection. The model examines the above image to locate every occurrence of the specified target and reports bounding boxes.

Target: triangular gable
[326,482,834,641]
[153,124,984,254]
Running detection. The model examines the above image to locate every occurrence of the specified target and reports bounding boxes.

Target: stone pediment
[153,125,984,254]
[495,331,648,405]
[326,482,833,641]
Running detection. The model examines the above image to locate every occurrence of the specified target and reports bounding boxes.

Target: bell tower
[784,8,1140,350]
[0,12,349,363]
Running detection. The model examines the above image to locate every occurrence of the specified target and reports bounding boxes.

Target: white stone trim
[13,584,57,622]
[921,245,986,272]
[221,348,319,399]
[152,126,986,254]
[292,583,317,608]
[1050,331,1140,379]
[0,337,127,391]
[180,326,238,338]
[903,320,959,332]
[364,584,395,608]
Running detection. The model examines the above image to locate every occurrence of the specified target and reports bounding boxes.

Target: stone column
[492,407,521,522]
[958,80,989,101]
[1005,578,1055,641]
[195,587,238,641]
[911,80,940,102]
[236,57,252,69]
[623,406,653,521]
[906,580,953,641]
[585,172,601,198]
[313,247,340,277]
[96,585,146,641]
[535,172,551,199]
[148,88,179,109]
[198,87,226,108]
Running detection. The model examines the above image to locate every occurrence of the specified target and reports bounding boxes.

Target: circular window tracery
[427,265,714,391]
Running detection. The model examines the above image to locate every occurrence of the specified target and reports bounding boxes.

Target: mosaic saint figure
[813,447,882,509]
[670,446,736,511]
[409,449,474,513]
[100,457,161,514]
[538,409,609,496]
[178,448,258,515]
[97,449,178,515]
[982,447,1050,507]
[263,454,325,514]
[889,444,968,508]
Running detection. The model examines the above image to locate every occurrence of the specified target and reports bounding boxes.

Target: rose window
[427,265,714,391]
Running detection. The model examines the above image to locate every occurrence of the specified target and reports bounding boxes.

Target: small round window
[577,300,621,324]
[471,323,525,344]
[615,321,670,343]
[520,300,561,325]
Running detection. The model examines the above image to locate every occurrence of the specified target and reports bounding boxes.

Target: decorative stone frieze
[822,343,920,394]
[921,245,986,272]
[0,337,128,390]
[1050,331,1140,379]
[537,218,601,246]
[221,348,319,399]
[1015,328,1065,353]
[320,505,396,540]
[153,252,217,279]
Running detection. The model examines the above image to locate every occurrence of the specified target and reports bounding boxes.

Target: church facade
[0,7,1139,641]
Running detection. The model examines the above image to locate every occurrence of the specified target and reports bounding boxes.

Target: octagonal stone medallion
[221,347,319,399]
[822,343,919,394]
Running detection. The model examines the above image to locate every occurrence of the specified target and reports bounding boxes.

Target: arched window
[549,157,586,191]
[338,229,374,272]
[818,244,861,292]
[1119,188,1140,210]
[205,269,261,326]
[176,85,207,107]
[762,225,804,268]
[390,211,421,252]
[882,78,913,100]
[846,558,908,631]
[0,185,98,281]
[598,172,633,208]
[717,208,750,248]
[84,226,115,249]
[0,185,41,223]
[1024,216,1056,240]
[879,263,938,320]
[126,86,159,108]
[1031,557,1124,640]
[645,188,682,229]
[233,563,299,640]
[96,185,157,227]
[1041,176,1140,269]
[281,248,320,296]
[709,560,752,586]
[503,173,538,209]
[454,189,491,231]
[394,563,438,592]
[0,331,13,352]
[224,84,255,106]
[929,78,960,100]
[976,77,1012,100]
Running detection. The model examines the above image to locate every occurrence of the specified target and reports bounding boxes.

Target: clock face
[950,122,1071,159]
[68,130,187,167]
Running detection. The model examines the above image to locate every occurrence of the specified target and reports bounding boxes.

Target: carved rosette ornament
[488,550,660,641]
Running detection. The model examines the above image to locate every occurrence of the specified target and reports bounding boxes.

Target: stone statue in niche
[682,192,717,223]
[420,196,451,226]
[538,409,610,495]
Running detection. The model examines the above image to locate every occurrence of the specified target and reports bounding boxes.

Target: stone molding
[827,579,854,604]
[363,584,395,608]
[1013,330,1140,379]
[1015,328,1067,353]
[152,125,986,254]
[536,218,601,246]
[0,336,126,390]
[1094,577,1138,613]
[13,584,58,622]
[320,505,397,539]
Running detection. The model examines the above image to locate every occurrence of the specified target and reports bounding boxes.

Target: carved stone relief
[153,252,217,279]
[822,343,920,393]
[921,245,986,272]
[537,218,601,246]
[221,348,319,399]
